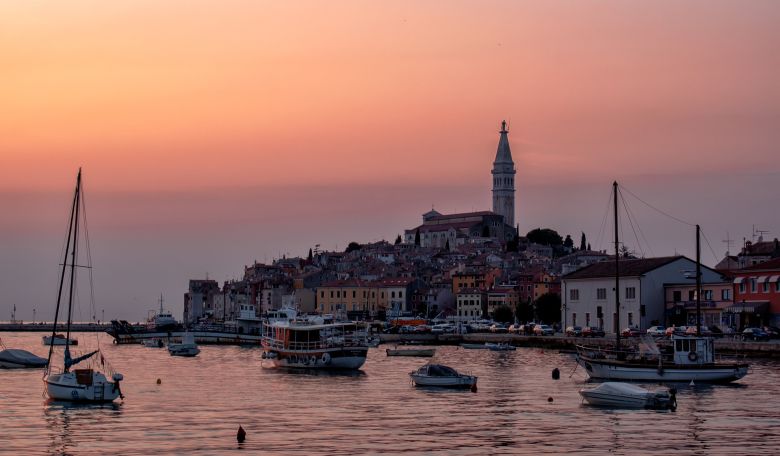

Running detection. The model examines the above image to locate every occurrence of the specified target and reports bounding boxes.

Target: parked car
[685,326,712,336]
[533,324,554,336]
[763,326,780,339]
[621,327,640,337]
[565,326,583,337]
[665,326,688,337]
[646,326,666,336]
[412,325,431,333]
[582,326,605,337]
[399,325,416,334]
[507,324,523,334]
[742,327,770,341]
[490,323,508,333]
[431,324,455,334]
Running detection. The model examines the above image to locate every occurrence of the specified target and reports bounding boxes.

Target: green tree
[481,225,490,238]
[345,242,362,253]
[394,234,402,245]
[506,234,519,252]
[563,235,574,249]
[414,229,421,246]
[526,228,563,246]
[492,305,514,323]
[534,292,561,324]
[444,239,450,251]
[307,248,313,262]
[515,299,533,322]
[580,232,587,251]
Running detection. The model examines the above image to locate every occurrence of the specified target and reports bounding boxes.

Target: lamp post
[33,308,36,325]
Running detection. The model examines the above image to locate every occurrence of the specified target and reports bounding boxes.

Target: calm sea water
[1,331,779,455]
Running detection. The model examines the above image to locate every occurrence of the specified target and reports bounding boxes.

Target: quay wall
[379,333,780,358]
[0,323,110,332]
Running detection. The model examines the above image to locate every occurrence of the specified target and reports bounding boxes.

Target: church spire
[491,119,516,229]
[494,119,513,164]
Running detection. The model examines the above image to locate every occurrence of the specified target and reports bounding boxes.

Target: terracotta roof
[563,256,683,280]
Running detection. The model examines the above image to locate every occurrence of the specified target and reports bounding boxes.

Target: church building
[404,121,517,248]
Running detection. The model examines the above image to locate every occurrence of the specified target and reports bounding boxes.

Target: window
[320,291,324,298]
[399,291,403,298]
[570,289,580,301]
[763,282,769,293]
[585,313,591,326]
[572,313,577,326]
[673,291,681,302]
[597,306,603,318]
[391,291,396,299]
[597,288,607,300]
[751,278,757,293]
[330,291,334,298]
[739,282,746,293]
[628,312,633,326]
[352,291,356,298]
[688,290,695,301]
[703,290,713,300]
[721,289,731,300]
[626,287,636,300]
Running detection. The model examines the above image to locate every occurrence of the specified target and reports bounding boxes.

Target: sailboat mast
[47,171,80,367]
[64,169,82,365]
[696,224,702,336]
[614,181,620,350]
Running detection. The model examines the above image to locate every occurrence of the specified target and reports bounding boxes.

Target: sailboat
[575,182,749,383]
[43,170,124,402]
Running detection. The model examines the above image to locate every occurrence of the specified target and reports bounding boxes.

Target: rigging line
[619,184,695,227]
[619,187,655,258]
[80,180,97,326]
[618,188,645,257]
[699,228,721,264]
[595,187,613,252]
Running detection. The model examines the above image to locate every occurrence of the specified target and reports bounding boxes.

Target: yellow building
[316,280,387,316]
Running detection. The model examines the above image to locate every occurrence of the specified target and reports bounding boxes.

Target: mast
[46,170,79,368]
[64,169,81,371]
[614,181,621,350]
[696,224,702,336]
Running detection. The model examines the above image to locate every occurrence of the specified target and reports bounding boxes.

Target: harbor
[2,330,779,455]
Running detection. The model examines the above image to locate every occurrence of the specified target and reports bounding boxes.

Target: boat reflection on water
[43,400,123,454]
[263,366,367,378]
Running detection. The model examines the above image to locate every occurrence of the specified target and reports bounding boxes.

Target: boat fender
[688,351,698,362]
[470,383,477,393]
[310,355,317,365]
[321,353,331,364]
[261,352,267,359]
[669,388,677,411]
[551,368,560,380]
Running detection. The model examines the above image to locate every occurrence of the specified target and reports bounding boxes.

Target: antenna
[722,232,734,256]
[754,226,770,243]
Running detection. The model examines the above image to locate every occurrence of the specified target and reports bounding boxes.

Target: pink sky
[1,1,778,320]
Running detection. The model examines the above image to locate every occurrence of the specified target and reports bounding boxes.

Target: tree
[580,232,587,251]
[492,305,514,324]
[526,228,563,246]
[534,292,561,324]
[619,244,636,259]
[587,243,591,251]
[394,234,402,245]
[307,248,313,262]
[515,299,533,323]
[414,228,421,246]
[444,239,450,251]
[345,242,362,253]
[481,225,490,238]
[506,234,520,252]
[563,235,574,249]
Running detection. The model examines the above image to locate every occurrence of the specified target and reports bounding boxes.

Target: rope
[619,184,695,227]
[618,187,645,257]
[594,187,613,252]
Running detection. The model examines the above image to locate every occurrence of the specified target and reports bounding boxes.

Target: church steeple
[491,120,516,229]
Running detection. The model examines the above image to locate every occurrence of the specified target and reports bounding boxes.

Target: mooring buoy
[551,368,560,380]
[237,425,246,443]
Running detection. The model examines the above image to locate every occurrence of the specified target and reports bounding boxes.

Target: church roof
[493,120,514,164]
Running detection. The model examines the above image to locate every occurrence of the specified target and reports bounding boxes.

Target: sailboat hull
[45,371,122,402]
[577,356,749,383]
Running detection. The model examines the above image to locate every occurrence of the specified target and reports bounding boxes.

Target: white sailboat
[43,170,124,402]
[168,332,200,357]
[575,182,748,383]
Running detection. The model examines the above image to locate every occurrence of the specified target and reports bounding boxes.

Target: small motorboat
[409,364,477,389]
[579,382,677,410]
[142,338,165,348]
[386,348,435,357]
[460,343,489,350]
[0,348,48,368]
[168,333,200,357]
[485,343,516,351]
[43,334,78,346]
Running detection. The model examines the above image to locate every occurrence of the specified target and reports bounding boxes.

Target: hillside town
[183,123,780,335]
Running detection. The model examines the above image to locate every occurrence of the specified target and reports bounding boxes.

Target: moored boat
[262,318,369,370]
[579,382,677,410]
[168,333,200,357]
[460,343,490,350]
[42,334,78,346]
[409,364,477,389]
[386,348,435,357]
[485,343,516,351]
[0,348,48,368]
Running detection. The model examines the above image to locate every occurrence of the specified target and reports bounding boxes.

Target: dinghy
[579,382,676,410]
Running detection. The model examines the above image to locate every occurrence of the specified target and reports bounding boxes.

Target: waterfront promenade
[0,322,110,332]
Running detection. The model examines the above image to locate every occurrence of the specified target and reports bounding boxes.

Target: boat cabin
[671,335,714,365]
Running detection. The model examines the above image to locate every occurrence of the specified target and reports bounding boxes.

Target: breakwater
[0,323,110,332]
[379,333,780,358]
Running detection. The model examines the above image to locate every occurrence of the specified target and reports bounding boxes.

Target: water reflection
[43,400,123,455]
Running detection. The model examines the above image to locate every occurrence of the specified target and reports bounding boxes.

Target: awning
[733,277,745,285]
[770,275,780,284]
[756,276,769,283]
[724,302,769,314]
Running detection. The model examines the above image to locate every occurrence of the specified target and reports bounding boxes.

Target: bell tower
[491,120,516,229]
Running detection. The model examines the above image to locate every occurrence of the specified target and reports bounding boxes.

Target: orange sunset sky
[1,1,778,320]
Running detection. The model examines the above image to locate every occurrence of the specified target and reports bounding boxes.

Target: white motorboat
[142,338,165,348]
[485,343,516,351]
[42,334,78,346]
[43,170,124,402]
[0,348,48,368]
[168,333,200,357]
[386,348,436,357]
[409,364,477,389]
[579,382,677,410]
[460,343,489,350]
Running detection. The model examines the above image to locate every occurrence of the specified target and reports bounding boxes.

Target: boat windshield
[425,365,459,377]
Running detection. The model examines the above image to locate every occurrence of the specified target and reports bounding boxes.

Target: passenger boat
[42,334,78,346]
[168,333,200,357]
[579,382,677,410]
[386,348,435,357]
[409,364,477,389]
[261,317,370,370]
[43,169,124,402]
[148,294,178,331]
[142,338,165,348]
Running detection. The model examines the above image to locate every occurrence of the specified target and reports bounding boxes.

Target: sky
[1,1,779,321]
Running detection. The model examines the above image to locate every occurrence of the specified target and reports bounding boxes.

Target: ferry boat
[261,317,370,370]
[148,294,178,331]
